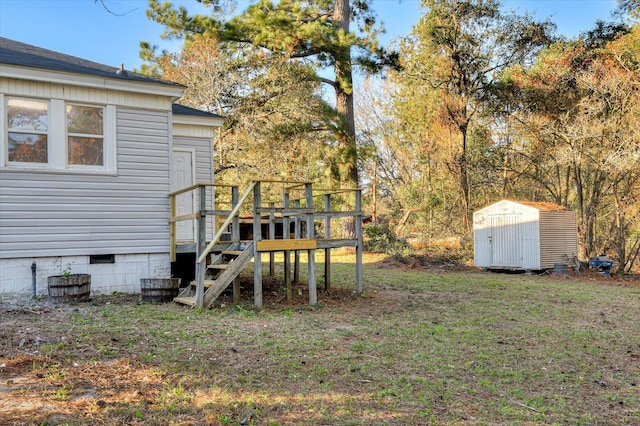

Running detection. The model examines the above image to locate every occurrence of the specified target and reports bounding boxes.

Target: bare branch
[95,0,136,16]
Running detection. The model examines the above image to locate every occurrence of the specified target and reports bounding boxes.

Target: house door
[171,149,195,242]
[490,215,522,267]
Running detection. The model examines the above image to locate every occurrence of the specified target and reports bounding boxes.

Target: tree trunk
[333,0,358,186]
[371,158,377,223]
[333,0,358,239]
[613,187,627,274]
[459,124,470,233]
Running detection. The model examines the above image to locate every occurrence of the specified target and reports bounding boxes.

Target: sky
[0,0,621,72]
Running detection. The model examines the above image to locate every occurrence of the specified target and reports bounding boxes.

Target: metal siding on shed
[489,214,523,267]
[518,206,541,270]
[473,210,492,267]
[0,107,171,259]
[474,200,541,269]
[474,200,576,271]
[539,211,578,269]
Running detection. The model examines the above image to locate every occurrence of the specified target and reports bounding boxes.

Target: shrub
[363,223,415,262]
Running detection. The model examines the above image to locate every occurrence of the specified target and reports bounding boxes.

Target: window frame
[4,96,50,168]
[1,95,116,174]
[65,102,115,171]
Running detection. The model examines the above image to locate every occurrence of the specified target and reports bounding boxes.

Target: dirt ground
[1,256,638,425]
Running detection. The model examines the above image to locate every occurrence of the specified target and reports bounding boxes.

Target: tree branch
[95,0,135,16]
[318,76,339,89]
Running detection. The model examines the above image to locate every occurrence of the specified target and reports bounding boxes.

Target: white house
[473,200,578,271]
[0,37,222,302]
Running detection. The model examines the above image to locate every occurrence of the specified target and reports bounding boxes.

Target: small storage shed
[473,200,578,271]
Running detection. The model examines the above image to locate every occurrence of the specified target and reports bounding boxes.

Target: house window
[7,98,49,164]
[2,96,115,173]
[67,104,104,166]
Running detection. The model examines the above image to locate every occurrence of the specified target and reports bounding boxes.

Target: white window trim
[1,96,116,174]
[50,98,65,170]
[64,102,116,172]
[2,95,51,169]
[0,93,6,168]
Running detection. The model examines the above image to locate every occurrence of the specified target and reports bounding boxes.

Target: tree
[146,0,396,237]
[358,74,461,240]
[499,22,640,272]
[146,0,395,187]
[146,33,336,185]
[393,0,552,232]
[617,0,640,19]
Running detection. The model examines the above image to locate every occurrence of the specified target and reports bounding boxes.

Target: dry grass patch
[1,253,639,425]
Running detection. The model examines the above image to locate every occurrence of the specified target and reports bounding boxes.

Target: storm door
[171,149,195,242]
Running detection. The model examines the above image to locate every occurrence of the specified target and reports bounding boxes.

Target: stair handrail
[197,181,257,264]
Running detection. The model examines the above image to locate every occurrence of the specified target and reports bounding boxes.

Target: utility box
[473,200,578,271]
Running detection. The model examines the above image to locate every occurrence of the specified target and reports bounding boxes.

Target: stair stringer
[202,242,254,309]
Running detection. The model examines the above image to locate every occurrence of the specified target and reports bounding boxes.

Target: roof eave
[0,64,185,101]
[172,114,224,128]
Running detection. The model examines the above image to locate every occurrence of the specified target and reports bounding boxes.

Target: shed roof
[0,37,182,88]
[475,200,569,215]
[517,201,567,211]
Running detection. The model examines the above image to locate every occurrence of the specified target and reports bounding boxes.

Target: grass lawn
[1,252,638,425]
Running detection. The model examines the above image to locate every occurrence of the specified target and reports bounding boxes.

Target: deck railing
[168,180,363,308]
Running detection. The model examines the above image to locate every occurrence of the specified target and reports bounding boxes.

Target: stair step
[208,264,230,270]
[173,296,195,306]
[222,250,243,256]
[202,242,254,309]
[189,280,216,288]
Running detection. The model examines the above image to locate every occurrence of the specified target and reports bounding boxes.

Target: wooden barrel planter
[140,278,180,303]
[48,274,91,302]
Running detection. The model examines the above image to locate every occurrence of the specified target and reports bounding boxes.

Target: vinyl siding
[0,107,171,259]
[0,77,173,111]
[173,123,216,139]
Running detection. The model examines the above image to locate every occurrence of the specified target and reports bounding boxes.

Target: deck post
[169,194,177,262]
[269,202,275,276]
[231,186,240,242]
[355,189,363,295]
[324,193,331,290]
[283,190,292,300]
[231,186,241,305]
[253,182,263,308]
[306,183,317,305]
[294,199,301,284]
[195,185,208,308]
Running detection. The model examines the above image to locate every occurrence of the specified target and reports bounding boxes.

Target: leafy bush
[363,223,415,262]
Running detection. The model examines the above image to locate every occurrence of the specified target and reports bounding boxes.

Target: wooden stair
[174,242,254,308]
[173,296,197,307]
[209,264,230,270]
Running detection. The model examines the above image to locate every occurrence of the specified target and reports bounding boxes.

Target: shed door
[171,150,195,242]
[490,215,522,267]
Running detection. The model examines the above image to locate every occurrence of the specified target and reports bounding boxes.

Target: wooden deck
[168,180,363,309]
